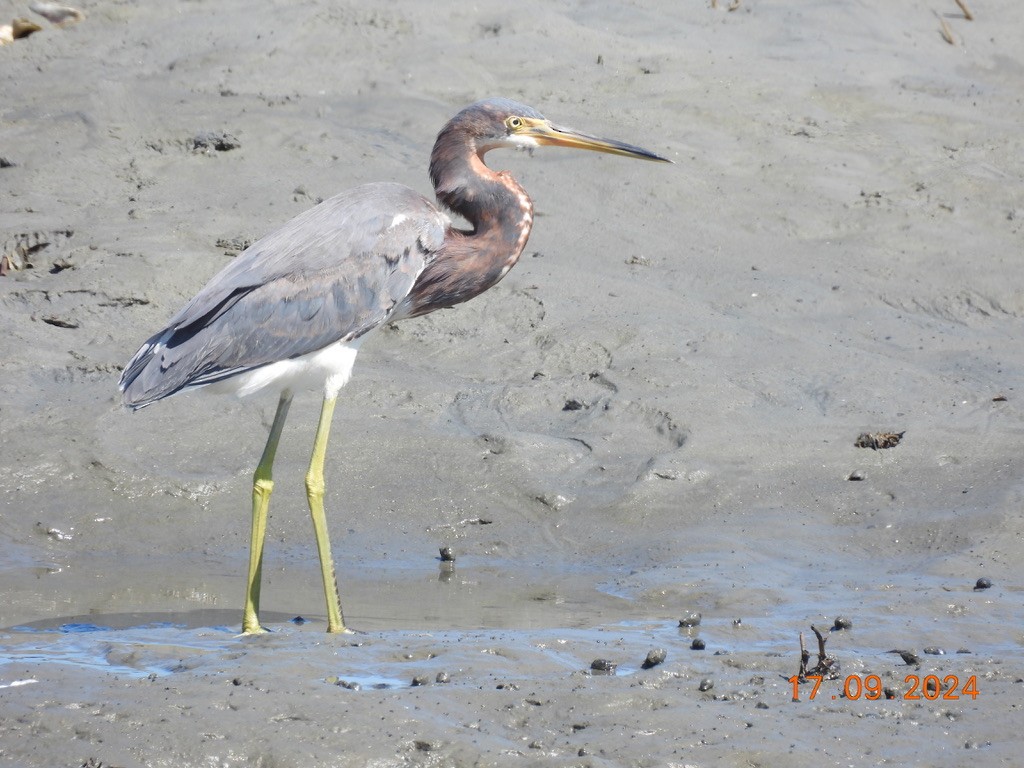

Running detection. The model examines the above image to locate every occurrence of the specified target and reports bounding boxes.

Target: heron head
[450,97,671,163]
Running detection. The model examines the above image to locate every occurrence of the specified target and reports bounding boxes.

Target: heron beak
[517,118,672,163]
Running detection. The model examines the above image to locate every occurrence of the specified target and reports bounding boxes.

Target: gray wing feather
[120,182,446,408]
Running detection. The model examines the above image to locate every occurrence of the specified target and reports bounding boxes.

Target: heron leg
[242,391,293,635]
[305,394,347,633]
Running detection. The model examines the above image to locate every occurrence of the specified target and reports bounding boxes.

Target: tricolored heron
[119,97,670,634]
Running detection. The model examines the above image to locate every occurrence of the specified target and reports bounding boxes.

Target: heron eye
[506,116,524,131]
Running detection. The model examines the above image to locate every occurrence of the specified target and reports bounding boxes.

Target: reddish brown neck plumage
[403,117,534,318]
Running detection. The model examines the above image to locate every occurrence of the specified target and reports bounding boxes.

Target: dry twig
[797,625,839,681]
[936,12,957,45]
[954,0,973,21]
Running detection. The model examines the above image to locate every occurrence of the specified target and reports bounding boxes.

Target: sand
[1,0,1022,765]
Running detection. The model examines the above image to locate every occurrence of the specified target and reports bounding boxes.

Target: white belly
[207,335,366,400]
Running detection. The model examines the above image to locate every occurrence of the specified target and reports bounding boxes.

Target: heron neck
[403,151,534,318]
[433,152,533,241]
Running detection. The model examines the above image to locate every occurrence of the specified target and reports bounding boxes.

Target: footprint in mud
[878,289,1022,326]
[446,378,687,511]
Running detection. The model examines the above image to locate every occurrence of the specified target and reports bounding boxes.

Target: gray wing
[120,182,447,408]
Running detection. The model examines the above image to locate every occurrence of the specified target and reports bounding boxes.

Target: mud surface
[2,1,1022,765]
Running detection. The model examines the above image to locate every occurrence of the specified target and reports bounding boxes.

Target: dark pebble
[832,616,853,630]
[590,658,617,674]
[923,646,945,655]
[755,701,769,709]
[691,638,706,651]
[897,650,921,665]
[884,687,897,699]
[847,470,865,481]
[435,671,450,684]
[290,616,306,625]
[439,546,456,562]
[678,611,702,628]
[642,648,667,669]
[698,678,714,692]
[411,675,431,687]
[336,679,361,691]
[974,577,992,590]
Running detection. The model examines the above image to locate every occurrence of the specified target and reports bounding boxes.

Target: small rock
[923,646,944,655]
[832,616,853,630]
[435,671,450,684]
[690,638,706,651]
[411,675,431,687]
[974,577,992,590]
[895,650,920,666]
[439,546,455,562]
[847,470,865,481]
[698,678,713,692]
[641,648,667,669]
[590,658,617,674]
[855,431,904,450]
[678,611,702,628]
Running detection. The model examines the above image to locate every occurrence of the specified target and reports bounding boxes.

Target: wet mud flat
[1,603,1021,767]
[1,556,1021,766]
[3,0,1024,765]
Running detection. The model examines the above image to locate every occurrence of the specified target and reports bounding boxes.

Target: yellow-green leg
[305,394,347,633]
[242,391,293,635]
